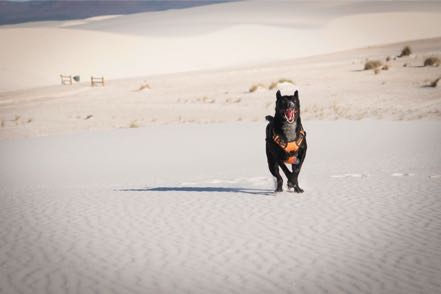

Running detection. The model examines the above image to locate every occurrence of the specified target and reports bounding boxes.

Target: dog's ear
[276,90,282,100]
[293,90,300,106]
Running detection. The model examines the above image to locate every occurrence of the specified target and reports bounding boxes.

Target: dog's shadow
[118,186,274,196]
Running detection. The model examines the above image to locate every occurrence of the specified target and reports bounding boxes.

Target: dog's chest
[281,122,297,141]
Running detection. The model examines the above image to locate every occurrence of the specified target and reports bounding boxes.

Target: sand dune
[1,2,441,293]
[58,15,122,28]
[1,1,441,92]
[1,36,440,138]
[1,121,440,294]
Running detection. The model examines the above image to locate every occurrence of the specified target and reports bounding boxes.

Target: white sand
[1,2,441,293]
[1,1,441,92]
[1,36,441,138]
[1,121,441,294]
[1,0,440,139]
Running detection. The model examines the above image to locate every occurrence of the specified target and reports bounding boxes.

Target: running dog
[265,90,307,192]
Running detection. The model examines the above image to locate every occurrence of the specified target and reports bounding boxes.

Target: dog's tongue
[285,109,294,121]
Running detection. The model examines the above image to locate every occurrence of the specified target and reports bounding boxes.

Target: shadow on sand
[118,186,274,196]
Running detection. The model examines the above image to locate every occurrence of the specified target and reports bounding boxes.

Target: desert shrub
[381,64,390,70]
[129,120,140,128]
[277,78,294,84]
[374,68,381,75]
[268,82,278,90]
[269,78,294,90]
[386,56,391,62]
[364,60,383,70]
[137,82,151,91]
[249,83,265,93]
[428,77,441,88]
[399,46,412,57]
[423,56,440,67]
[202,96,215,103]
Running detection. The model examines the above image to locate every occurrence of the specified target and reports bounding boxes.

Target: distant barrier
[60,74,72,85]
[91,76,105,87]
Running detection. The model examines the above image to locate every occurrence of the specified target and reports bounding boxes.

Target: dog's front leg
[266,147,284,192]
[288,142,307,193]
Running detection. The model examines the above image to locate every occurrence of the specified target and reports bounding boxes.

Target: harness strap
[272,129,305,153]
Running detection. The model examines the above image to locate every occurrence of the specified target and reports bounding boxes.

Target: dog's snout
[287,101,295,108]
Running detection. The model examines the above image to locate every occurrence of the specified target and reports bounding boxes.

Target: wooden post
[60,74,72,85]
[91,76,104,87]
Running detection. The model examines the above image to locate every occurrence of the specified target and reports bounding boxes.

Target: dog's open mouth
[284,108,295,123]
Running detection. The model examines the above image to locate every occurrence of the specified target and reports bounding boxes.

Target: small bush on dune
[423,56,440,67]
[277,78,294,84]
[381,64,390,71]
[427,77,441,88]
[374,68,381,75]
[399,46,412,57]
[137,82,151,91]
[364,60,383,70]
[268,82,278,90]
[129,120,140,128]
[269,78,294,90]
[249,83,265,93]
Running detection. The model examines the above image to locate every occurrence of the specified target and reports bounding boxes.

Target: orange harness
[272,129,306,164]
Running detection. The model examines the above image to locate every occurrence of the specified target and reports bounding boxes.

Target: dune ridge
[1,1,441,92]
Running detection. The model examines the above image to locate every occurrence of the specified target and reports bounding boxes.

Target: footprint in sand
[330,173,368,178]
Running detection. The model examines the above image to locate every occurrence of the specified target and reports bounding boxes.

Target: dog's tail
[265,115,274,122]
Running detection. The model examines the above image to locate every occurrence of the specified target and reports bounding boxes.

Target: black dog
[265,90,307,193]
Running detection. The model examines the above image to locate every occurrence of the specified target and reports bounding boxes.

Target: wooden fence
[60,74,72,85]
[91,76,105,87]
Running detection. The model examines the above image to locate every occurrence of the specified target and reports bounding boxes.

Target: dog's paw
[288,182,304,193]
[294,186,304,193]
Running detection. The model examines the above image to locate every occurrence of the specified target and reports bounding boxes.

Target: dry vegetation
[249,83,266,93]
[423,56,440,67]
[269,78,294,90]
[137,82,151,91]
[225,97,241,104]
[250,78,294,92]
[364,60,383,70]
[399,46,412,57]
[426,77,441,88]
[201,96,215,103]
[129,120,140,128]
